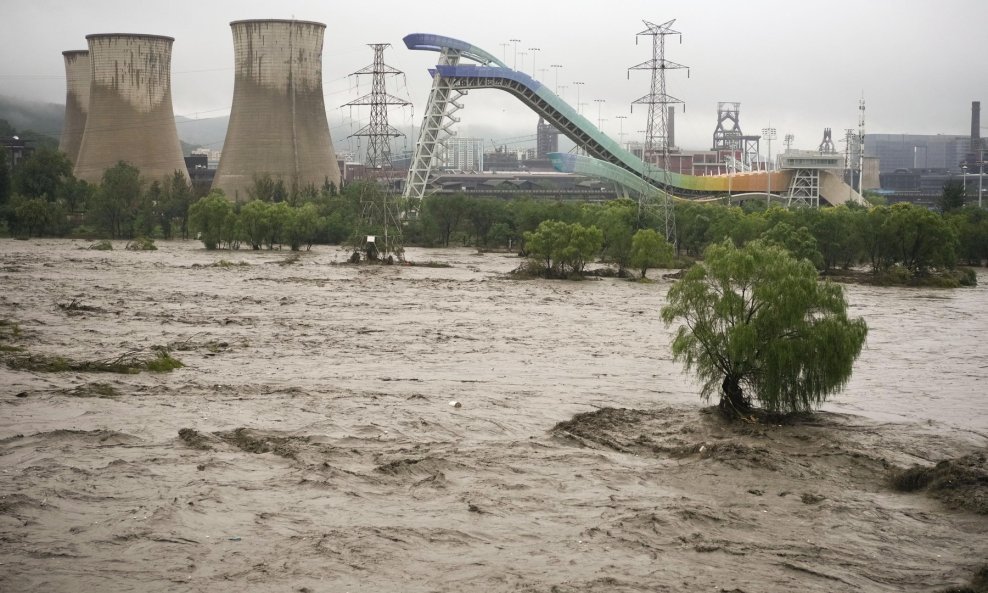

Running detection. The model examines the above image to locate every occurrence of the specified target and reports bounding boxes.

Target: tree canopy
[629,228,674,279]
[661,240,868,416]
[524,220,603,277]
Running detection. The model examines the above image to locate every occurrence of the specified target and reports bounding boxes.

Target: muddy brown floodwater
[1,238,986,592]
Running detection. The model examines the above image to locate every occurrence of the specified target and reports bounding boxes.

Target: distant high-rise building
[445,138,484,172]
[536,117,559,158]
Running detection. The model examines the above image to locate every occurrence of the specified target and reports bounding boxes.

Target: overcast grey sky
[2,0,985,155]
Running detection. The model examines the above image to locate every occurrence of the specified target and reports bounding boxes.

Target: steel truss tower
[818,128,837,153]
[345,44,411,168]
[712,102,742,152]
[857,97,866,195]
[841,128,860,188]
[628,19,687,244]
[404,48,467,201]
[343,43,410,261]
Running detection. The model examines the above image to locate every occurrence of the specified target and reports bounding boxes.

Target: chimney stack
[972,101,981,153]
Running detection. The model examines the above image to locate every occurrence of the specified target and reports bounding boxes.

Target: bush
[125,237,157,251]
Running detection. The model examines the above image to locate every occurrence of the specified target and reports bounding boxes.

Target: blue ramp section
[403,34,507,67]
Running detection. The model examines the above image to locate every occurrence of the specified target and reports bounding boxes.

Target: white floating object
[449,400,462,408]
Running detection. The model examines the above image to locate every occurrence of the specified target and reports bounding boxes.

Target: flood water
[1,238,985,592]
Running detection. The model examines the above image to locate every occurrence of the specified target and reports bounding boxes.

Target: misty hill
[174,115,228,150]
[0,95,63,137]
[2,96,515,158]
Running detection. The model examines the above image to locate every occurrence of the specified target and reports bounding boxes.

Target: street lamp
[594,99,606,130]
[761,126,776,206]
[573,81,584,114]
[550,64,563,93]
[528,47,540,77]
[616,115,628,147]
[499,43,509,63]
[509,39,521,69]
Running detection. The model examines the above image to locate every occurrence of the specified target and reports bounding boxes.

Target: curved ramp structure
[404,33,863,206]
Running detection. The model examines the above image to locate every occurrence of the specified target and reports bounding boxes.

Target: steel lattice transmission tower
[344,43,411,168]
[342,43,410,262]
[628,19,688,244]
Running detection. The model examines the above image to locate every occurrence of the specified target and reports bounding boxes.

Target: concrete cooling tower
[212,19,341,201]
[58,50,90,165]
[73,34,189,184]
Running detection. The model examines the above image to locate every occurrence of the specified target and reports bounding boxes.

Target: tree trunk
[719,375,751,418]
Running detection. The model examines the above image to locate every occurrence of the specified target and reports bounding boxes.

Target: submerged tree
[629,228,674,279]
[524,220,603,277]
[189,191,234,250]
[661,240,868,417]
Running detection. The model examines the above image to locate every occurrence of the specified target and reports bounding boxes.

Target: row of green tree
[411,192,987,277]
[0,148,197,240]
[3,146,987,278]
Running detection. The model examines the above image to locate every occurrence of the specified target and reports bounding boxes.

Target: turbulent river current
[1,239,985,592]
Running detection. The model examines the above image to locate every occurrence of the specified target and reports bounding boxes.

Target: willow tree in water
[661,240,868,417]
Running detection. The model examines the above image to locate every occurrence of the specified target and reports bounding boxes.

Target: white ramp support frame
[404,48,465,201]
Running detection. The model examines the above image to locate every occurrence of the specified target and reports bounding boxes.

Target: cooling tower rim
[62,49,89,57]
[85,33,175,43]
[229,19,326,29]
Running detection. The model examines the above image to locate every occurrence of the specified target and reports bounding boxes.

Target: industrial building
[866,134,969,174]
[58,50,89,165]
[212,19,341,201]
[73,34,189,184]
[536,116,559,158]
[872,101,985,206]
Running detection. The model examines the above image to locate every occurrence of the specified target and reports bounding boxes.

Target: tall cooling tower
[213,19,341,201]
[73,34,189,184]
[59,50,90,165]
